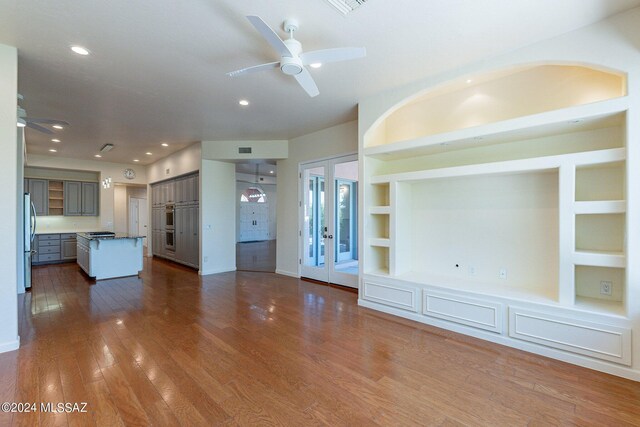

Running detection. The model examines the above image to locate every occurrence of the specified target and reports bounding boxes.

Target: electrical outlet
[204,256,209,263]
[600,281,612,296]
[468,266,476,276]
[499,268,507,279]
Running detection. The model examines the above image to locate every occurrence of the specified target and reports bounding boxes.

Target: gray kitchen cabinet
[150,173,199,268]
[81,182,99,216]
[188,204,199,267]
[174,204,199,268]
[64,181,82,216]
[28,179,48,216]
[33,234,61,264]
[61,234,77,260]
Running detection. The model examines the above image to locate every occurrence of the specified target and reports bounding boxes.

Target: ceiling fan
[227,16,366,97]
[17,95,69,134]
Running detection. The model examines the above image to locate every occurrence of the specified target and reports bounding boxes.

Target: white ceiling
[1,0,638,165]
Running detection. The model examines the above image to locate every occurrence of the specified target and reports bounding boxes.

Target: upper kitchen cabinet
[81,182,99,216]
[64,181,99,216]
[27,179,48,216]
[64,181,82,216]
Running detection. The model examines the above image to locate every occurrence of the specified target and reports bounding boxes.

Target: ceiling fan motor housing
[281,38,303,75]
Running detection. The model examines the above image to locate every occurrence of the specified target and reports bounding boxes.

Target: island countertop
[77,232,146,241]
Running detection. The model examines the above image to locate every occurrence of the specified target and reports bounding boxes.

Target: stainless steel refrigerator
[24,193,36,290]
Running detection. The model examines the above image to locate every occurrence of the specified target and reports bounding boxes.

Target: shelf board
[574,200,625,214]
[574,296,625,317]
[369,238,390,247]
[364,97,628,160]
[573,250,625,268]
[369,206,391,215]
[364,268,390,277]
[371,147,625,184]
[48,197,64,200]
[389,271,558,305]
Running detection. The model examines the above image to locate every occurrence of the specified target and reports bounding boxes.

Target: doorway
[129,197,148,247]
[300,154,358,288]
[236,162,277,272]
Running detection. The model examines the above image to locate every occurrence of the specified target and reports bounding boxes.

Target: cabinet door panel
[81,182,99,216]
[190,205,199,267]
[62,240,77,259]
[29,179,48,216]
[64,181,82,216]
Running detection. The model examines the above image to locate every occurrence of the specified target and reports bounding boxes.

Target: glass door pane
[332,159,358,280]
[301,165,327,281]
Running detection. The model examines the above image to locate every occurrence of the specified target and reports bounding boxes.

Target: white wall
[200,159,236,274]
[236,181,277,241]
[113,185,128,233]
[25,155,147,233]
[276,120,358,277]
[0,43,19,353]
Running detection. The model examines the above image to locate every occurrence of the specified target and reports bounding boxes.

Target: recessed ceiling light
[133,159,139,162]
[94,154,102,158]
[51,138,60,143]
[52,124,64,130]
[239,99,249,106]
[161,143,169,147]
[49,149,57,153]
[146,152,152,155]
[466,79,472,84]
[269,170,274,174]
[70,46,90,55]
[310,63,322,69]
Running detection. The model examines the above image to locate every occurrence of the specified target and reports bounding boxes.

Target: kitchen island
[76,232,145,280]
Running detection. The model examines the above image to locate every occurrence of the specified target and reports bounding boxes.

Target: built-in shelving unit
[360,64,636,373]
[47,180,64,216]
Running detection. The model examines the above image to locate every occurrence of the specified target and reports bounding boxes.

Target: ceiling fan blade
[301,47,366,65]
[227,61,280,77]
[26,122,54,134]
[25,118,70,125]
[294,67,319,98]
[246,16,292,57]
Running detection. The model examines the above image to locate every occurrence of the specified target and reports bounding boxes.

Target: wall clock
[123,168,136,180]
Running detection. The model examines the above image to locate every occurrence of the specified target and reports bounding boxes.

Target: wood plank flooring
[1,258,640,426]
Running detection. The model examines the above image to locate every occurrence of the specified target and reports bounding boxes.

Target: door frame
[298,153,358,288]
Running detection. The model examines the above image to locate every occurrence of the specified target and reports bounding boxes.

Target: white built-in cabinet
[359,64,638,378]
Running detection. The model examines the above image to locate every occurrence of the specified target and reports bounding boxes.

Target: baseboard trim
[275,269,299,278]
[199,266,237,276]
[0,337,20,354]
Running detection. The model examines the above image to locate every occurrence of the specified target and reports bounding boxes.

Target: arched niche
[364,63,626,148]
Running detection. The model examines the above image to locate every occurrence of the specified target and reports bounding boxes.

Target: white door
[299,155,358,288]
[130,197,148,247]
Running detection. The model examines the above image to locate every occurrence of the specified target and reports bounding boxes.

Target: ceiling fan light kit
[227,15,366,97]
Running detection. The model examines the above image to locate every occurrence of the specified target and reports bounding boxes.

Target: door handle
[327,235,333,239]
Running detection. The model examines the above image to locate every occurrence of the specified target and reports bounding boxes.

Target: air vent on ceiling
[324,0,368,15]
[239,147,252,154]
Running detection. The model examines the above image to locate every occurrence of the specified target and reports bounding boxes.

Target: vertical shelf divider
[559,164,576,306]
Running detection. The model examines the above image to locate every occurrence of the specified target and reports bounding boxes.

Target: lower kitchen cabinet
[33,233,77,265]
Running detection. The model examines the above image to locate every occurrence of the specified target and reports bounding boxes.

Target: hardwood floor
[1,258,640,426]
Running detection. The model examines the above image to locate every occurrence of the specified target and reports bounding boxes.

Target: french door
[300,155,358,288]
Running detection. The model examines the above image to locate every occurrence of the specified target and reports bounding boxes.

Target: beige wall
[276,120,358,276]
[147,142,201,184]
[200,159,236,274]
[0,43,19,352]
